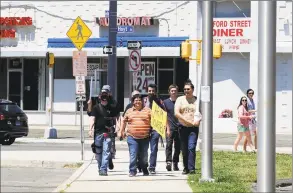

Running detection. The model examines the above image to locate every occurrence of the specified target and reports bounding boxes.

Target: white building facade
[0,1,292,134]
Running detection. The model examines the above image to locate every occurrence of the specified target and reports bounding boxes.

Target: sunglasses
[248,92,254,95]
[242,99,247,102]
[184,88,191,91]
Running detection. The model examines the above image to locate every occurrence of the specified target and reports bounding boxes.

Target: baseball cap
[101,85,111,93]
[131,90,140,97]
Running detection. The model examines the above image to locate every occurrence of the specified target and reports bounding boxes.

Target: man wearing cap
[89,85,120,176]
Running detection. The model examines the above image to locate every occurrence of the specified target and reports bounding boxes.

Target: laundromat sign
[0,17,33,38]
[213,18,251,52]
[96,16,157,27]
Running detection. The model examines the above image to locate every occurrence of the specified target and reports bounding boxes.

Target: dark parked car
[0,99,29,145]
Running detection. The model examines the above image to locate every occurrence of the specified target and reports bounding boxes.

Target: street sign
[118,26,134,33]
[73,51,87,76]
[66,16,92,51]
[103,46,113,55]
[133,62,155,95]
[127,40,142,50]
[76,94,86,101]
[75,76,86,95]
[129,49,141,71]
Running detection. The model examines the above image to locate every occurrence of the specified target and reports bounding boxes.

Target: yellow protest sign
[151,102,167,137]
[66,16,92,51]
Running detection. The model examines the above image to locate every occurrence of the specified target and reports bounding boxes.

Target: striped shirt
[123,106,152,139]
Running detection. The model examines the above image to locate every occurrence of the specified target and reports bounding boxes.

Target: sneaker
[99,172,108,176]
[129,172,136,177]
[173,163,179,171]
[166,162,172,171]
[149,168,156,174]
[142,168,149,176]
[182,168,189,175]
[137,167,142,173]
[108,159,114,170]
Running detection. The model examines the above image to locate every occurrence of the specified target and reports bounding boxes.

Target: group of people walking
[87,79,201,177]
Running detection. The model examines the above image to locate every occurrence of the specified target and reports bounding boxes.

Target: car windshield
[0,103,24,114]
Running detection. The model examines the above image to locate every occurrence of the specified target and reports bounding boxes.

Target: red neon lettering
[0,29,16,38]
[0,17,32,26]
[213,29,243,37]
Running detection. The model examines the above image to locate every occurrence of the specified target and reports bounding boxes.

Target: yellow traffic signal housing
[180,41,192,60]
[213,43,222,59]
[196,49,201,64]
[46,52,55,68]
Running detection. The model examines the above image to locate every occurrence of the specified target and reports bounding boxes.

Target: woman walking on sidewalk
[174,79,201,175]
[120,94,151,177]
[233,96,255,152]
[243,89,257,151]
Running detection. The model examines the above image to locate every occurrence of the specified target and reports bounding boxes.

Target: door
[23,59,39,110]
[8,71,22,107]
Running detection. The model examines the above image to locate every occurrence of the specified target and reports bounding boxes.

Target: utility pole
[107,0,117,99]
[200,1,214,183]
[257,1,277,192]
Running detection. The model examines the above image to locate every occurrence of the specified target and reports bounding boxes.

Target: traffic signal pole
[200,1,214,183]
[107,1,117,99]
[257,1,277,192]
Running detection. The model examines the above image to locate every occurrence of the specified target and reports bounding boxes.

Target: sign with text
[75,76,86,95]
[213,18,251,52]
[73,51,87,76]
[133,62,155,95]
[151,102,167,138]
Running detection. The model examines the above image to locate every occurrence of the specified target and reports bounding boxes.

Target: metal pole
[49,67,53,128]
[200,1,214,183]
[257,1,276,192]
[94,70,97,96]
[80,101,84,161]
[107,0,117,99]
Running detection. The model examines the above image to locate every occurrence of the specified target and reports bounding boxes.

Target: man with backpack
[88,85,120,176]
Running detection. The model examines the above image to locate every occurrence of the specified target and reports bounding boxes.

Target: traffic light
[180,41,192,61]
[196,49,201,64]
[213,43,222,59]
[46,52,55,68]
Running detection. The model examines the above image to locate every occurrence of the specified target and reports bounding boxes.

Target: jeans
[179,126,199,171]
[149,130,160,169]
[165,128,181,163]
[127,136,149,173]
[94,133,112,174]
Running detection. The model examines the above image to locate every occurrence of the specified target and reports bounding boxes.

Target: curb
[52,156,94,193]
[1,160,78,168]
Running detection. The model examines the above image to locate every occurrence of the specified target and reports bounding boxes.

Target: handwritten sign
[151,102,167,137]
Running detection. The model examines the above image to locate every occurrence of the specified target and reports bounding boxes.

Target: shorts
[237,125,249,133]
[249,120,257,135]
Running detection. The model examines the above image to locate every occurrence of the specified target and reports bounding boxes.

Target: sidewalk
[53,150,193,193]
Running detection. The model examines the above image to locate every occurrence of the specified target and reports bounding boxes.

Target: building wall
[1,1,195,52]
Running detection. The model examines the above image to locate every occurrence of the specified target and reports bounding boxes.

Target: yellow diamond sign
[66,16,92,51]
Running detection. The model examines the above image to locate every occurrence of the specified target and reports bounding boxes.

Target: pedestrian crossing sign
[66,16,92,51]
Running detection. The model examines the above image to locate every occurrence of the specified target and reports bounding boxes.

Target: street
[26,129,292,147]
[1,166,76,192]
[1,142,129,151]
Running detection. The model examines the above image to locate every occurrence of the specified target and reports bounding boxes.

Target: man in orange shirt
[120,94,152,177]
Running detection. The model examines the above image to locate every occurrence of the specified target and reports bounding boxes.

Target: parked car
[0,99,29,145]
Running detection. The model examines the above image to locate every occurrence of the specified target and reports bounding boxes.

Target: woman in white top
[174,79,201,175]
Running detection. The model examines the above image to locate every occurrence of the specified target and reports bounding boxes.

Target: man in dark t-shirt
[89,85,119,176]
[163,84,181,171]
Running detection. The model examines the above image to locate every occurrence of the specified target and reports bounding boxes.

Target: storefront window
[54,58,74,79]
[158,71,174,99]
[158,58,174,69]
[175,58,189,93]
